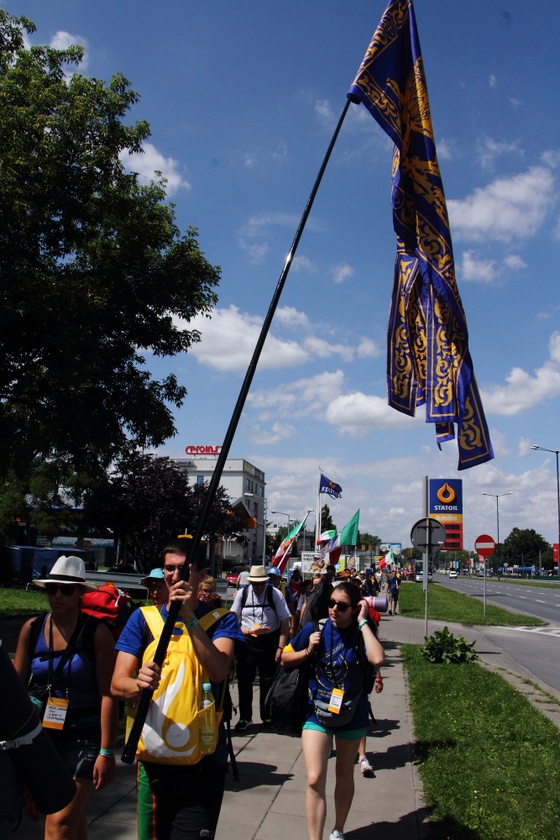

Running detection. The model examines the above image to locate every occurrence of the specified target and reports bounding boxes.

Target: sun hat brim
[32,574,97,592]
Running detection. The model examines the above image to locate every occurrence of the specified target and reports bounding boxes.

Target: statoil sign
[429,479,463,550]
[184,445,222,456]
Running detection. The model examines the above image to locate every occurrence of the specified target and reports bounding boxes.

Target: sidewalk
[13,615,431,840]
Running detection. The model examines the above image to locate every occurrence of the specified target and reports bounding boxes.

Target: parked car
[225,565,249,586]
[448,570,458,579]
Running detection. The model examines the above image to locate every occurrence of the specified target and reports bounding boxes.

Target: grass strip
[399,581,543,626]
[0,587,48,616]
[403,644,560,840]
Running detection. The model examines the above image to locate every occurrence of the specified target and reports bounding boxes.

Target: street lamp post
[531,444,560,581]
[271,510,292,528]
[481,492,512,571]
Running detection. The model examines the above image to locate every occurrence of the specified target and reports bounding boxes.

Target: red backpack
[81,582,133,640]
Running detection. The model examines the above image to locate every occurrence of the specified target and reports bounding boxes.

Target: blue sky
[8,0,560,551]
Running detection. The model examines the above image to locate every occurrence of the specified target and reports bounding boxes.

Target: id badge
[42,696,69,730]
[327,687,344,715]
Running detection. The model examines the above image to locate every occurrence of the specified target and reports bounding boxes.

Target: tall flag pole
[122,100,352,764]
[348,0,494,470]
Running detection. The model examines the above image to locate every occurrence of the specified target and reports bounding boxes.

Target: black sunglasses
[45,583,77,597]
[327,598,351,612]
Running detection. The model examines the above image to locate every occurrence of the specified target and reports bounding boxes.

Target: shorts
[302,720,366,740]
[138,757,226,840]
[45,715,100,781]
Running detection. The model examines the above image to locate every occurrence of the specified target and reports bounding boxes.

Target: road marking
[510,626,560,637]
[535,599,546,604]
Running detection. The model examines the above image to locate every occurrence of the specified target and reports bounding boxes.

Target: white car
[448,570,458,579]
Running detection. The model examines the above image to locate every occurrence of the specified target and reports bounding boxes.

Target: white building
[175,452,266,564]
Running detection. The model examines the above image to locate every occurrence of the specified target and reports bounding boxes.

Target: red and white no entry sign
[474,534,496,557]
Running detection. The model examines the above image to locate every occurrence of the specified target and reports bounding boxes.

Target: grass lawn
[399,581,544,626]
[0,587,48,616]
[403,644,560,840]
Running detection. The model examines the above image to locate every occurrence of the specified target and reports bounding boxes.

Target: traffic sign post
[410,517,447,638]
[474,534,496,616]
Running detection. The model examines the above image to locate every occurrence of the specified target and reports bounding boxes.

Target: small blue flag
[319,473,342,499]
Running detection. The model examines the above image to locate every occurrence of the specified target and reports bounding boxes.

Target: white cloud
[325,392,422,436]
[331,263,354,284]
[237,212,314,264]
[459,249,526,284]
[448,166,556,242]
[356,338,381,358]
[252,421,296,445]
[119,143,191,195]
[248,371,346,421]
[476,136,523,169]
[181,306,363,372]
[315,99,334,124]
[482,332,560,415]
[459,250,497,283]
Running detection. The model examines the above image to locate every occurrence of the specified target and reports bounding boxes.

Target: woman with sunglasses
[197,575,223,609]
[282,581,384,840]
[14,555,118,840]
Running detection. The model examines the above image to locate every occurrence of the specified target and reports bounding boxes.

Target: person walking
[230,564,291,730]
[14,555,118,840]
[111,541,244,840]
[387,570,401,615]
[282,581,384,840]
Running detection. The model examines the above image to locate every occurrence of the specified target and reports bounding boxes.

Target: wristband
[99,748,116,757]
[186,617,199,630]
[358,619,368,629]
[277,646,284,652]
[375,676,383,682]
[305,648,312,656]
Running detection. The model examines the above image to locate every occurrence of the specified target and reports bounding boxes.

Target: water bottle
[199,682,216,754]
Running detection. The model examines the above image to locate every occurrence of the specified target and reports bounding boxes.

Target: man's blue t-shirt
[116,602,244,763]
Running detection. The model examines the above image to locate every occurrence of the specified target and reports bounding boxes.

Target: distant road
[436,575,560,624]
[435,575,560,692]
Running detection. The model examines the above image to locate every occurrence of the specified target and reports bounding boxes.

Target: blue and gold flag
[348,0,493,470]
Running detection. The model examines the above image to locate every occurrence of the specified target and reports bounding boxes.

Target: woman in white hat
[14,555,118,840]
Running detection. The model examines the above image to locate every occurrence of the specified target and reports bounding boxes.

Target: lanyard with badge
[42,615,84,730]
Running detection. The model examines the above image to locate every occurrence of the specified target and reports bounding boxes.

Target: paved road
[437,575,560,623]
[435,576,560,693]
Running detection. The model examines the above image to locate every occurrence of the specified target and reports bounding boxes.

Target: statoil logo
[436,483,456,504]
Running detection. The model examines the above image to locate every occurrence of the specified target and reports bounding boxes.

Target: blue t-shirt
[288,618,368,730]
[117,602,244,763]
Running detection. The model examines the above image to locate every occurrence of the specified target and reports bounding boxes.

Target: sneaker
[329,831,344,840]
[234,719,251,731]
[261,719,273,730]
[359,756,374,778]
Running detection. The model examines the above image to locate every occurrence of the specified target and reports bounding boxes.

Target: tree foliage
[0,11,220,486]
[84,455,247,572]
[501,528,551,567]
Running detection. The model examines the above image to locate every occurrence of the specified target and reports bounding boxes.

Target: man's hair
[162,541,189,561]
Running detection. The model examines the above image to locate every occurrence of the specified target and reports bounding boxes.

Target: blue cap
[267,566,281,576]
[141,568,165,583]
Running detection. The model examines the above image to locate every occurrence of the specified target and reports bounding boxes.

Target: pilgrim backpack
[127,605,228,766]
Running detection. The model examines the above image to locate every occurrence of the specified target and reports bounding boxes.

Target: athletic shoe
[329,831,344,840]
[359,757,374,778]
[235,719,251,731]
[261,719,273,730]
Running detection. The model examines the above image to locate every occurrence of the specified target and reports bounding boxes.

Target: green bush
[421,626,478,664]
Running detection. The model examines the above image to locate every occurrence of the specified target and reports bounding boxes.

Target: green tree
[0,12,220,490]
[501,528,551,570]
[320,505,336,535]
[358,532,382,551]
[84,455,246,572]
